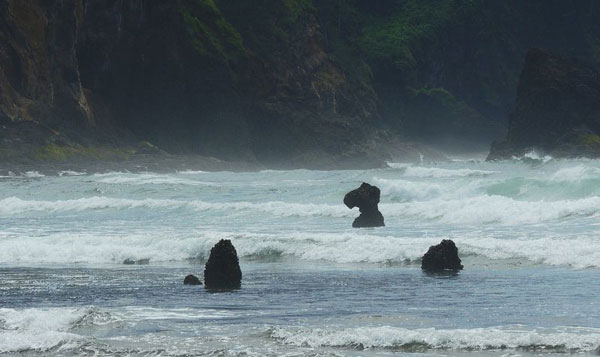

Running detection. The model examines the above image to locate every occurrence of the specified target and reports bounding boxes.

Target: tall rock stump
[344,182,385,228]
[204,239,242,289]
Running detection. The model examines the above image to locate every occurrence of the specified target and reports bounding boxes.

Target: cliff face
[487,49,600,160]
[75,0,246,159]
[0,0,389,167]
[316,0,600,148]
[0,0,94,157]
[2,0,600,166]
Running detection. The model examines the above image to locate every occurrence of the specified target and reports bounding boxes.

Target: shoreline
[0,153,397,176]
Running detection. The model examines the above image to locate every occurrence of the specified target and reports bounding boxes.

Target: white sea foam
[1,229,599,268]
[458,235,600,268]
[0,196,183,215]
[177,170,207,175]
[402,166,498,178]
[271,325,600,352]
[95,173,211,186]
[120,307,235,321]
[386,162,411,169]
[373,177,443,201]
[2,191,600,225]
[0,196,351,218]
[236,232,600,268]
[23,171,44,178]
[513,150,554,164]
[58,170,86,176]
[382,195,600,225]
[0,307,89,353]
[549,165,600,182]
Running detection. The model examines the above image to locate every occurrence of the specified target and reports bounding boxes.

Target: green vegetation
[178,0,600,143]
[359,0,455,77]
[580,134,600,148]
[281,0,314,21]
[177,0,246,65]
[215,0,315,57]
[32,144,137,161]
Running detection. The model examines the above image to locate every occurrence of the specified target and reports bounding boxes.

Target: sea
[1,152,600,356]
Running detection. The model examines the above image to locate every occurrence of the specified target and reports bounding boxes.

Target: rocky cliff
[0,0,408,168]
[488,49,600,160]
[2,0,600,167]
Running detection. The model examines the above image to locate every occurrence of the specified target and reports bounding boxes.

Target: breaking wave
[0,196,350,218]
[0,307,109,353]
[3,193,600,226]
[94,173,212,186]
[401,166,498,178]
[1,230,599,268]
[270,325,600,353]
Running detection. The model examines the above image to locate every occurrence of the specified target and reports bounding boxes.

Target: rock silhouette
[204,239,242,289]
[421,239,463,272]
[344,182,385,228]
[123,258,149,265]
[183,274,202,285]
[488,48,600,160]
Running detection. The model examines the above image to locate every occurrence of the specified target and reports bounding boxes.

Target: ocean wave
[385,162,411,169]
[0,196,183,215]
[0,196,351,218]
[401,166,498,178]
[0,307,92,353]
[3,192,600,226]
[512,150,554,164]
[58,170,86,177]
[23,171,45,178]
[373,177,443,201]
[0,171,45,178]
[1,230,599,268]
[270,325,600,352]
[385,195,600,225]
[94,173,212,186]
[549,165,600,182]
[177,170,208,175]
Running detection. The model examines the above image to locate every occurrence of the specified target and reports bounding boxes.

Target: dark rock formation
[204,239,242,289]
[488,48,600,160]
[123,258,149,265]
[421,239,463,272]
[344,182,385,228]
[183,274,202,285]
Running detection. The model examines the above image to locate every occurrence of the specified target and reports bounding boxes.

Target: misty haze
[1,1,600,356]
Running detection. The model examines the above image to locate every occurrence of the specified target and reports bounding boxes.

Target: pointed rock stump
[204,239,242,289]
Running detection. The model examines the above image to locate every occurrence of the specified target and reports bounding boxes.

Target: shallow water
[1,155,600,355]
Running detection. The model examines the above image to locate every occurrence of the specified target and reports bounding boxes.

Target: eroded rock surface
[204,239,242,289]
[488,48,600,160]
[183,274,202,285]
[344,182,384,228]
[421,239,463,272]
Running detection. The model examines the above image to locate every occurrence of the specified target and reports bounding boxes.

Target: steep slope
[0,1,93,160]
[488,49,600,159]
[0,0,410,168]
[315,0,600,148]
[2,0,600,166]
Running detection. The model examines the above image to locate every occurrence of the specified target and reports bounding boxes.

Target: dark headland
[488,48,600,160]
